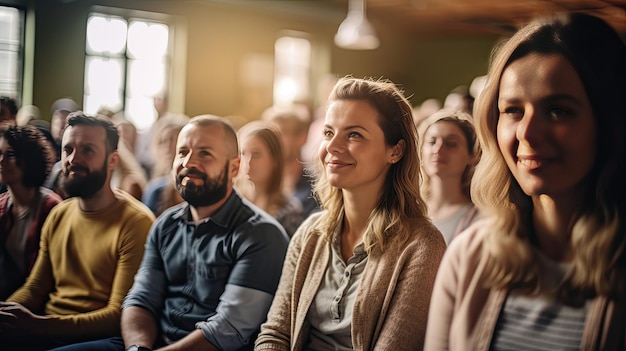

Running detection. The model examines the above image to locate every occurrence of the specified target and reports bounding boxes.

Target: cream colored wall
[26,0,498,123]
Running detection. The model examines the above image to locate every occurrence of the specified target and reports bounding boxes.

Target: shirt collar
[170,190,242,228]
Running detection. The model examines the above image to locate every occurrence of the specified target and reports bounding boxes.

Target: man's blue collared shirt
[123,191,289,350]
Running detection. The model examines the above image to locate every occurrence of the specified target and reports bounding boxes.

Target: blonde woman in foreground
[425,13,626,350]
[255,77,446,350]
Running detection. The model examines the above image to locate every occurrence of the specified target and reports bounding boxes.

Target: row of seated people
[0,11,625,351]
[0,82,481,350]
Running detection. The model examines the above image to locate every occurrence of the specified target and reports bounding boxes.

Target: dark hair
[0,124,56,188]
[66,112,119,153]
[0,96,18,116]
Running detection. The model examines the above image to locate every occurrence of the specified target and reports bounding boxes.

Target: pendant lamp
[334,0,380,50]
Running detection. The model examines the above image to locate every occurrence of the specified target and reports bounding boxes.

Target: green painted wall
[20,0,499,122]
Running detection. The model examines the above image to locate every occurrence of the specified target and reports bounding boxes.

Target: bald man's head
[187,115,239,158]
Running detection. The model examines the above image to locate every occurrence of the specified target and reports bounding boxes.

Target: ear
[108,151,120,171]
[388,139,405,164]
[229,156,241,179]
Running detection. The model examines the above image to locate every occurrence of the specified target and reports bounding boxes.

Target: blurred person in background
[236,120,304,237]
[0,96,18,124]
[262,103,319,218]
[418,109,480,244]
[0,125,61,299]
[141,118,187,216]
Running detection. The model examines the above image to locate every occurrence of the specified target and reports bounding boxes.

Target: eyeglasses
[0,150,16,161]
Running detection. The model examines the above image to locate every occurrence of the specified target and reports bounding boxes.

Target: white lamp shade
[334,0,380,50]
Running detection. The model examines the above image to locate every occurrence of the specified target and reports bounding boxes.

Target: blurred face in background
[0,137,21,186]
[239,134,276,187]
[158,126,182,165]
[51,110,71,143]
[421,121,472,180]
[0,103,16,123]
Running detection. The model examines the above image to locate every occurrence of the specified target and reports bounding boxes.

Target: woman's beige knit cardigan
[255,211,446,351]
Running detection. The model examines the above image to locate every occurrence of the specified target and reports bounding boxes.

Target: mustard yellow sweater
[8,190,154,341]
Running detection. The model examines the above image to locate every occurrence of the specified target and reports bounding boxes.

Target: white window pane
[0,6,21,97]
[0,51,18,92]
[127,58,166,97]
[84,56,124,112]
[127,21,169,59]
[83,94,122,115]
[86,15,127,55]
[125,96,156,130]
[0,7,20,45]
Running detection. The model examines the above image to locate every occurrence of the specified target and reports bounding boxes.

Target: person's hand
[0,302,45,336]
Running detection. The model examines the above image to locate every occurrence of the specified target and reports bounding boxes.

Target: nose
[431,140,443,154]
[325,134,344,155]
[181,151,195,169]
[64,149,77,165]
[516,106,543,144]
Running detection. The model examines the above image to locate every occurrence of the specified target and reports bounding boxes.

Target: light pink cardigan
[425,221,626,350]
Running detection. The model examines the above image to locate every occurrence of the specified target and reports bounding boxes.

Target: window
[0,6,24,100]
[84,12,170,130]
[273,35,311,106]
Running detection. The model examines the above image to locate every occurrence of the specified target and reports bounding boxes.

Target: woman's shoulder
[290,211,327,242]
[407,216,447,246]
[443,217,493,270]
[383,217,446,258]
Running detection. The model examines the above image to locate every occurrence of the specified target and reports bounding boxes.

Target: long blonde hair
[312,77,428,253]
[472,13,626,300]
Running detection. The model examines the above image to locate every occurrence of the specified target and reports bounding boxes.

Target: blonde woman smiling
[256,77,446,350]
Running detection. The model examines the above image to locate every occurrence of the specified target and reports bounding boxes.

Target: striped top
[491,250,587,351]
[491,293,587,350]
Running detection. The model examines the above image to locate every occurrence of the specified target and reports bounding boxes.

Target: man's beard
[61,158,108,199]
[175,162,229,208]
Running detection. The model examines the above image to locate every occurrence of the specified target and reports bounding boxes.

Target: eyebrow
[324,124,370,133]
[498,93,582,106]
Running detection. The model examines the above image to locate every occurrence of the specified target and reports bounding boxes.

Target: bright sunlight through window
[0,6,23,99]
[84,13,170,130]
[273,36,310,106]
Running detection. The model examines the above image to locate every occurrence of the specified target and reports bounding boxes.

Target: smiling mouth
[518,158,544,170]
[326,161,351,168]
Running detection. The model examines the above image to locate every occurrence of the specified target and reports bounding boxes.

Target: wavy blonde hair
[472,13,626,300]
[312,77,428,253]
[417,109,479,202]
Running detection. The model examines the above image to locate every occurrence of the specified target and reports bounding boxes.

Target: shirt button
[335,296,340,302]
[345,271,350,277]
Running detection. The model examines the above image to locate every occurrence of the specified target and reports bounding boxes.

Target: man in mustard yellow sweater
[0,113,154,350]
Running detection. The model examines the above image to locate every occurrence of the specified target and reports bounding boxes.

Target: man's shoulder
[227,194,286,233]
[235,210,289,243]
[114,189,156,222]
